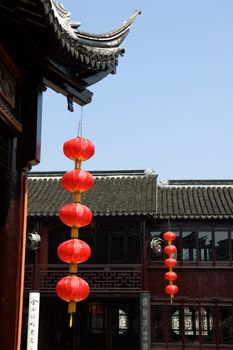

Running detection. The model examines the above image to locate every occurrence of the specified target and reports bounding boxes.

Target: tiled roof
[27,172,233,219]
[28,171,157,217]
[0,0,140,77]
[157,182,233,219]
[43,1,141,74]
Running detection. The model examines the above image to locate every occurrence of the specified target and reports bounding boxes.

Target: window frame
[151,301,233,347]
[149,223,233,267]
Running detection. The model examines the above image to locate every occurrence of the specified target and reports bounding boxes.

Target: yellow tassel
[68,301,76,327]
[170,294,174,304]
[69,313,73,328]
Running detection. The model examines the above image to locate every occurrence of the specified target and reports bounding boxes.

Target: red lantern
[57,239,91,264]
[163,231,176,241]
[63,137,95,161]
[164,244,177,255]
[59,203,92,228]
[164,271,177,281]
[56,275,90,302]
[62,169,94,193]
[163,230,178,303]
[165,284,178,295]
[164,258,177,267]
[57,136,95,326]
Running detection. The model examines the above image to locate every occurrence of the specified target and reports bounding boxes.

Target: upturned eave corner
[43,1,141,77]
[75,9,142,48]
[0,0,141,105]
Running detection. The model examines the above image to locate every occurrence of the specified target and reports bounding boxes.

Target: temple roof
[0,0,140,104]
[42,1,140,76]
[27,171,233,219]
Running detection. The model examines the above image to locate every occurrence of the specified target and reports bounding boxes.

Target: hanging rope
[77,106,83,137]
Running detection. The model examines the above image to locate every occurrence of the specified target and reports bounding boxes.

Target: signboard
[0,58,16,109]
[140,292,151,350]
[0,46,22,132]
[26,292,40,350]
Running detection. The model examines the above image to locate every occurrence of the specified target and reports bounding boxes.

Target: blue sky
[35,0,233,180]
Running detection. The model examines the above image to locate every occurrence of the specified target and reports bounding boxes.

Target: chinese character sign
[140,293,151,350]
[26,292,40,350]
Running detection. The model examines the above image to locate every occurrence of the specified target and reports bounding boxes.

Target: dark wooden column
[0,46,43,348]
[37,221,49,267]
[0,165,28,350]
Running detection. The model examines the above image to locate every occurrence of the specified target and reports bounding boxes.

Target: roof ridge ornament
[50,0,80,39]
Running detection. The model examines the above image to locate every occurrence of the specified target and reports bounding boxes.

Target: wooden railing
[24,264,143,293]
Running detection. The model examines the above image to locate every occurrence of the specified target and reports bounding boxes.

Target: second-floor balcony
[24,264,143,293]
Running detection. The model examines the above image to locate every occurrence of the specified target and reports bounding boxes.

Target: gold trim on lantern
[69,263,78,274]
[74,191,81,203]
[75,159,82,169]
[71,227,79,238]
[68,301,76,314]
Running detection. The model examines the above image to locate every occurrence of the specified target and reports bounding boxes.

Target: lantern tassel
[68,301,76,327]
[69,313,73,328]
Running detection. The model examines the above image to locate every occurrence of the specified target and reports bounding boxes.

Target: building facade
[24,171,233,350]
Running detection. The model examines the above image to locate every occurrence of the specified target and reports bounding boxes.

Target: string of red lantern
[56,137,95,327]
[163,231,178,303]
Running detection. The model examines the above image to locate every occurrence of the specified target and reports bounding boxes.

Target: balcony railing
[24,264,142,293]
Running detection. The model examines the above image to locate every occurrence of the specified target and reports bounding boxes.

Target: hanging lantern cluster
[56,137,95,327]
[163,231,178,303]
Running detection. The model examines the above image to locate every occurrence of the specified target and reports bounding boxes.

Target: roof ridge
[160,179,233,186]
[158,184,233,188]
[29,169,157,178]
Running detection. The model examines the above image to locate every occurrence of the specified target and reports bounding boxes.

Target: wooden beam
[43,78,92,107]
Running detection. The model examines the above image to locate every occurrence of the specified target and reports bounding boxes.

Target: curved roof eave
[47,1,141,57]
[76,10,141,48]
[0,1,141,102]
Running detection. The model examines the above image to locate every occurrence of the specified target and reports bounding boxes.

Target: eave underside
[0,0,140,104]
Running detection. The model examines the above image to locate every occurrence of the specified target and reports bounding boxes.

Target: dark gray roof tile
[28,172,233,219]
[158,184,233,219]
[28,171,157,217]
